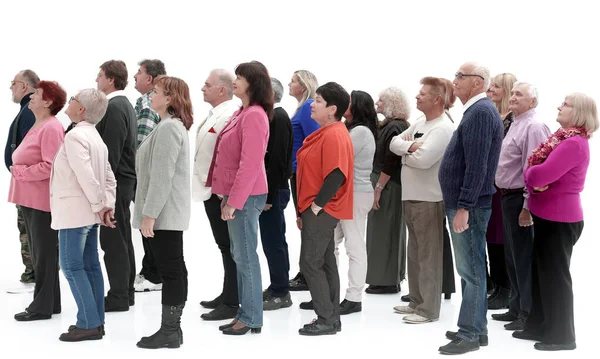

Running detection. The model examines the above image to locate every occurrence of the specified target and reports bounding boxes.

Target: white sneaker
[403,313,437,324]
[6,282,34,294]
[393,305,415,314]
[134,278,162,292]
[134,274,145,285]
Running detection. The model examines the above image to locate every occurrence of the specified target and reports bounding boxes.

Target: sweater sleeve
[265,115,293,204]
[524,139,582,188]
[97,103,128,175]
[457,113,497,210]
[403,126,454,169]
[11,123,64,182]
[314,168,345,207]
[389,122,417,156]
[142,122,183,219]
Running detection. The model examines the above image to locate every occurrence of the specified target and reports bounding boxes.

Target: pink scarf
[528,127,590,167]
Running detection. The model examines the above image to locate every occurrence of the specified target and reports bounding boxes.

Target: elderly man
[260,78,293,311]
[438,62,503,355]
[193,69,240,321]
[95,60,138,312]
[5,70,39,293]
[389,77,455,324]
[492,82,551,331]
[132,59,167,293]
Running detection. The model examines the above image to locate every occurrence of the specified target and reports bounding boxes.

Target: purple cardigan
[524,136,589,223]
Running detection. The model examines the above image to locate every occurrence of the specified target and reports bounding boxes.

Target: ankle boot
[137,304,184,349]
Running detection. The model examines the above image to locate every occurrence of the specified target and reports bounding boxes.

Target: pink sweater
[524,136,589,223]
[9,117,65,212]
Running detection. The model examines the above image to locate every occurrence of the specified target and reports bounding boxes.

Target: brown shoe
[69,324,105,336]
[59,326,103,342]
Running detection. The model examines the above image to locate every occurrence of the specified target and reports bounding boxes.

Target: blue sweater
[438,97,503,210]
[291,99,320,172]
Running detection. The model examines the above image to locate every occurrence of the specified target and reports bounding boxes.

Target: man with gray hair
[5,69,39,293]
[493,82,551,332]
[259,77,293,310]
[194,69,241,321]
[438,62,503,354]
[132,59,166,293]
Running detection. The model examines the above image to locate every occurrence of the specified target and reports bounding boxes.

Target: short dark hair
[347,90,378,140]
[316,82,349,120]
[37,80,67,116]
[235,61,274,120]
[100,60,128,90]
[139,59,166,80]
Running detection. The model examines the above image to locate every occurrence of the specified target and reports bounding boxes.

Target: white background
[0,0,598,357]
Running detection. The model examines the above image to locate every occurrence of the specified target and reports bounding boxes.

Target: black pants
[100,182,135,307]
[140,235,161,284]
[487,243,510,289]
[442,217,456,295]
[150,230,188,305]
[259,189,291,296]
[525,214,583,345]
[20,206,61,315]
[204,194,238,306]
[501,192,534,319]
[300,210,340,325]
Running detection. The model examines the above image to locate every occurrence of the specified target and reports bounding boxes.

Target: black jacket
[264,107,293,204]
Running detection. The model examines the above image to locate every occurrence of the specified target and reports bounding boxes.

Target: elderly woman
[9,80,65,321]
[515,93,598,351]
[288,69,320,292]
[295,82,353,336]
[333,90,376,315]
[50,89,116,342]
[134,76,193,349]
[207,61,272,336]
[365,87,410,294]
[486,73,517,310]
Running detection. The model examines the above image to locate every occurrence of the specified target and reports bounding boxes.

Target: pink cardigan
[206,105,269,210]
[9,117,65,212]
[524,136,589,223]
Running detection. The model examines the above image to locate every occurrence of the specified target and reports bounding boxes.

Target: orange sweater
[296,121,354,220]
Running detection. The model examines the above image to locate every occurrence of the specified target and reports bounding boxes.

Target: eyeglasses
[455,73,485,80]
[560,101,573,108]
[69,96,81,104]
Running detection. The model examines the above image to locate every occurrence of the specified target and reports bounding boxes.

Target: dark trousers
[442,217,456,295]
[149,230,188,305]
[140,236,161,284]
[100,182,135,307]
[525,214,583,345]
[300,210,340,326]
[204,194,238,306]
[488,243,510,289]
[20,206,61,315]
[501,193,534,319]
[259,189,291,296]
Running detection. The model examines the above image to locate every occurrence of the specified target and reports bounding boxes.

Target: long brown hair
[154,75,194,130]
[235,61,274,120]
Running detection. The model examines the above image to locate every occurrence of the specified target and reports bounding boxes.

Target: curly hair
[378,86,410,120]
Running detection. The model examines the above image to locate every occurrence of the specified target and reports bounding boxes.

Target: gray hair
[378,86,411,119]
[465,62,491,90]
[19,69,40,89]
[210,69,234,97]
[138,59,166,80]
[513,81,539,107]
[77,89,108,124]
[271,77,284,103]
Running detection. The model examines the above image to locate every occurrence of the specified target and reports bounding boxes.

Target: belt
[498,187,524,196]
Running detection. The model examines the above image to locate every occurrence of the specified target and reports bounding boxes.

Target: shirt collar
[20,93,33,107]
[462,92,488,112]
[513,108,536,122]
[106,90,126,100]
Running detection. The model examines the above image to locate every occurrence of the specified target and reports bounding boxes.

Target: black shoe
[303,319,342,332]
[263,292,293,311]
[512,330,543,342]
[401,294,410,302]
[439,338,480,355]
[201,304,238,321]
[365,284,400,294]
[222,324,261,336]
[488,287,510,310]
[14,310,52,322]
[491,311,517,322]
[137,304,184,349]
[200,294,223,309]
[340,299,361,315]
[445,331,488,346]
[289,272,308,291]
[299,320,337,336]
[504,318,525,331]
[219,321,236,331]
[534,342,576,351]
[299,300,314,310]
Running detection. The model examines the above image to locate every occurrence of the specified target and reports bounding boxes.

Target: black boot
[137,304,184,349]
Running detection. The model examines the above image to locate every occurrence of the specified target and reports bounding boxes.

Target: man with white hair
[492,82,551,331]
[438,62,503,355]
[193,69,240,321]
[5,70,39,293]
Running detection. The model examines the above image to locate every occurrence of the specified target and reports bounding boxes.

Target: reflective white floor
[1,197,598,359]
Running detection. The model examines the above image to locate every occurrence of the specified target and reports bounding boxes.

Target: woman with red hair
[9,80,66,322]
[134,76,193,349]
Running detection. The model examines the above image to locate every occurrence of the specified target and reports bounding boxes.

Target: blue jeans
[446,207,491,341]
[59,225,104,329]
[259,189,291,296]
[226,194,267,328]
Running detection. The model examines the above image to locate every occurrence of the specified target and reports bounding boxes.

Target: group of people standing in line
[5,58,597,354]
